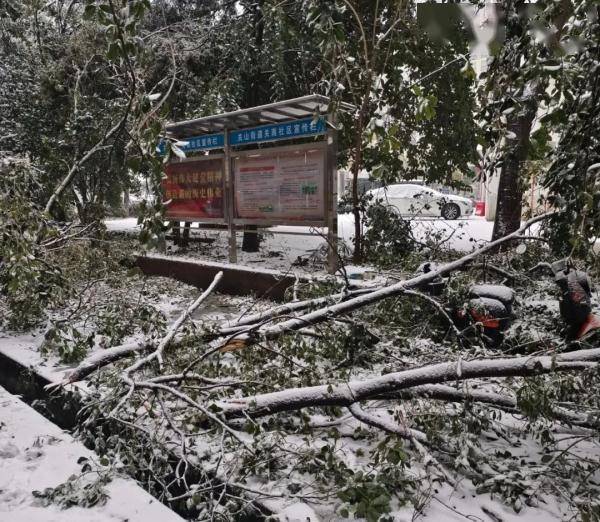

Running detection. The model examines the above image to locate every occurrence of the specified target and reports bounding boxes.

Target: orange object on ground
[470,310,500,329]
[577,314,600,340]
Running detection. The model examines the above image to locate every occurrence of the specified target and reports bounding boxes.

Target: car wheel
[441,202,460,220]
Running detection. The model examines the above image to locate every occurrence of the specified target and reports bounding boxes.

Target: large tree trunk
[490,0,571,245]
[491,103,536,242]
[241,0,265,254]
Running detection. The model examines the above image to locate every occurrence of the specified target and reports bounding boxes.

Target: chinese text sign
[233,148,325,223]
[163,158,224,220]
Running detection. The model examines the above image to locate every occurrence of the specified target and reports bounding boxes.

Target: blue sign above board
[229,117,326,146]
[158,117,326,155]
[157,132,224,155]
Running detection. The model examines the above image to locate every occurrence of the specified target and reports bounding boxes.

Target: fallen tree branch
[222,212,555,349]
[214,347,598,419]
[347,403,455,485]
[63,273,224,384]
[109,271,223,414]
[382,383,600,429]
[155,271,223,368]
[403,289,463,339]
[347,402,427,442]
[217,287,375,338]
[467,262,518,281]
[64,213,554,381]
[134,381,252,450]
[528,261,553,275]
[63,339,154,384]
[65,288,376,383]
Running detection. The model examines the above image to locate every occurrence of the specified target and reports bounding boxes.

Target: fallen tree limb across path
[64,212,554,383]
[215,347,599,418]
[383,383,600,429]
[63,287,376,383]
[221,212,555,349]
[108,271,224,415]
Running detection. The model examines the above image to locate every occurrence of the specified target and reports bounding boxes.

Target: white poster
[234,148,325,222]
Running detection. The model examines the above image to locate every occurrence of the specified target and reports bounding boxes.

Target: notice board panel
[163,157,224,220]
[233,145,326,224]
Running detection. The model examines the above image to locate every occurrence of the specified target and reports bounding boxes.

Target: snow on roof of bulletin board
[166,94,353,136]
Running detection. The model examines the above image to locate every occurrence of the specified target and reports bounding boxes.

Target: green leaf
[83,4,97,19]
[106,42,121,61]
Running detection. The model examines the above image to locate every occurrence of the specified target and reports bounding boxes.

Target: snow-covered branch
[383,383,600,429]
[214,349,598,419]
[220,212,555,350]
[65,212,554,383]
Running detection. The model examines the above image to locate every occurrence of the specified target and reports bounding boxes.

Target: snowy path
[0,385,183,522]
[105,214,495,253]
[105,215,497,276]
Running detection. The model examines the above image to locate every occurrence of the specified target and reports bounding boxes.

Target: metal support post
[326,115,339,275]
[224,129,237,264]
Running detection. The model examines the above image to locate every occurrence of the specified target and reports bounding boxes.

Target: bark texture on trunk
[351,101,368,264]
[240,0,265,254]
[491,105,536,243]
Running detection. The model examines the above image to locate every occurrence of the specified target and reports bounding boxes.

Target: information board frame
[162,95,343,273]
[230,141,329,228]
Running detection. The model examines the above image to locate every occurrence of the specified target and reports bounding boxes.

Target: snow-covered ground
[1,242,598,521]
[105,215,499,278]
[0,384,183,522]
[1,218,592,522]
[106,214,495,253]
[1,280,595,522]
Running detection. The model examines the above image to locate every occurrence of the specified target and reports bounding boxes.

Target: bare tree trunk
[489,0,572,243]
[241,0,265,254]
[123,188,130,215]
[491,104,536,242]
[351,102,368,263]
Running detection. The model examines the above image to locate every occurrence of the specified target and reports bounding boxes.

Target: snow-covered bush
[362,200,417,268]
[0,154,63,329]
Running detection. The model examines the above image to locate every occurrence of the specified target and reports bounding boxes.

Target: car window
[388,185,421,197]
[369,188,387,200]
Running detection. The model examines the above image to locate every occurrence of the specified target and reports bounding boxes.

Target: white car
[366,184,473,219]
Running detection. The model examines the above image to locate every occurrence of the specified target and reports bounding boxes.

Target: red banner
[163,158,224,220]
